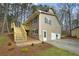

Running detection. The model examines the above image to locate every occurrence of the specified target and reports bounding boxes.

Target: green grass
[34,46,79,56]
[0,35,78,56]
[20,48,28,53]
[0,35,7,46]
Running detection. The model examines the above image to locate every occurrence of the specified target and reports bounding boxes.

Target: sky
[34,3,78,14]
[33,3,62,14]
[34,3,61,8]
[34,3,79,19]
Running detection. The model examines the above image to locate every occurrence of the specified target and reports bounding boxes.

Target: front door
[43,30,47,41]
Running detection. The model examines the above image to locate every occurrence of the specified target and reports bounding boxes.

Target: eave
[25,10,61,26]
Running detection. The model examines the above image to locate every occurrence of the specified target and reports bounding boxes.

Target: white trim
[51,33,56,40]
[43,30,47,41]
[51,32,61,40]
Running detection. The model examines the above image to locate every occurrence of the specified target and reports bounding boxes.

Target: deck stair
[11,23,27,44]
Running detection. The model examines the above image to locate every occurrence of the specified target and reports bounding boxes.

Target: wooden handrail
[11,22,27,43]
[20,25,27,40]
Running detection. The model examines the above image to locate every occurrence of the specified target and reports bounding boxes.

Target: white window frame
[44,17,51,25]
[43,30,47,41]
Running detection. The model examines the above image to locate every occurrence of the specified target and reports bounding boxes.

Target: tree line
[0,3,79,36]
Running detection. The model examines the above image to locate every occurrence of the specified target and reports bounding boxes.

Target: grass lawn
[0,35,7,46]
[0,34,78,56]
[34,46,79,56]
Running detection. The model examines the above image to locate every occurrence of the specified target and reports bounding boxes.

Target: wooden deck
[16,36,42,47]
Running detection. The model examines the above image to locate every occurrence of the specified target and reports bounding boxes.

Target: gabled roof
[26,9,61,25]
[37,9,55,16]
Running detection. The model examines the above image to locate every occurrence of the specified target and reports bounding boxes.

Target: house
[71,26,79,38]
[25,9,61,42]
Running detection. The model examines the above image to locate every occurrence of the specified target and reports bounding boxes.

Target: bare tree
[1,3,9,33]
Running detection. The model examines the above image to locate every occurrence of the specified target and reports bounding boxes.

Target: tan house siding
[26,9,61,41]
[71,29,77,37]
[77,28,79,38]
[39,13,61,41]
[71,28,79,38]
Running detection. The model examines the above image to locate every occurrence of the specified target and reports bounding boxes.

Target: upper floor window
[45,17,48,24]
[45,17,51,25]
[32,19,37,25]
[32,16,38,25]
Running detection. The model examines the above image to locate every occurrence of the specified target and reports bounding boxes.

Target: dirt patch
[0,34,21,56]
[19,43,53,56]
[0,33,53,56]
[7,33,14,42]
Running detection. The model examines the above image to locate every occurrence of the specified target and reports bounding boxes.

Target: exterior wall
[71,28,79,39]
[71,29,77,37]
[76,28,79,38]
[39,13,61,41]
[28,15,39,39]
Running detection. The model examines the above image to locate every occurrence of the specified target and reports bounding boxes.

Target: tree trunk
[68,10,71,36]
[1,4,9,34]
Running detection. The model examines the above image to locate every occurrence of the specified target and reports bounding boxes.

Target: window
[31,29,38,35]
[32,16,38,25]
[31,30,34,34]
[45,17,48,23]
[45,17,51,25]
[44,31,46,37]
[35,29,38,34]
[32,19,37,25]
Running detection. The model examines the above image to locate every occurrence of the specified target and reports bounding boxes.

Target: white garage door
[57,34,61,39]
[51,33,60,40]
[51,33,56,40]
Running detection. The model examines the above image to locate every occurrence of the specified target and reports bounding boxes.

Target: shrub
[20,48,28,53]
[8,42,14,51]
[31,43,34,46]
[8,42,12,46]
[42,41,44,44]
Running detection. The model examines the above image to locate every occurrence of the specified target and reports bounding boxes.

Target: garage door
[51,33,60,40]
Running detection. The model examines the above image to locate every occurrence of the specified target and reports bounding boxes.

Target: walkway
[47,39,79,54]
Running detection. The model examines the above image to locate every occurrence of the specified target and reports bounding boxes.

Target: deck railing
[20,24,27,40]
[11,22,27,43]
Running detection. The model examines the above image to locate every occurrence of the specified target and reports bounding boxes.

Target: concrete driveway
[47,39,79,54]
